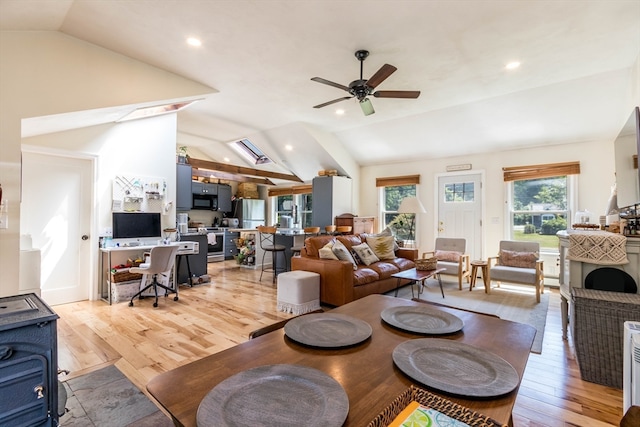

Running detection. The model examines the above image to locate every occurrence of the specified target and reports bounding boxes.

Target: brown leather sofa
[291,234,418,306]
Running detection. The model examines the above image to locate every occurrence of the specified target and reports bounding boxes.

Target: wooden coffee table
[392,267,446,298]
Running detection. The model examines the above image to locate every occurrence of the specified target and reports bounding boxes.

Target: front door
[437,172,483,260]
[21,151,93,305]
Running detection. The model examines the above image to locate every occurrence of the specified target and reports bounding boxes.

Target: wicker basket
[415,257,437,271]
[367,385,506,427]
[111,270,143,283]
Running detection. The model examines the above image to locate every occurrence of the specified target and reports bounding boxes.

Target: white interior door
[21,152,93,305]
[437,173,483,260]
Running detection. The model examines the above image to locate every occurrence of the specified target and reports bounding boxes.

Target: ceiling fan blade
[373,90,421,99]
[313,96,353,109]
[311,77,351,92]
[366,64,397,89]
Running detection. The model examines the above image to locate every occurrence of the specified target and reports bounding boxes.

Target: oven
[205,228,225,262]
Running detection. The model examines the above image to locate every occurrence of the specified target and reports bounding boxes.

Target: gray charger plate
[381,305,464,334]
[284,313,372,347]
[196,364,348,427]
[392,338,520,397]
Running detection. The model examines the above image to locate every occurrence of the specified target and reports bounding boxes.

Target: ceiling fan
[311,50,420,116]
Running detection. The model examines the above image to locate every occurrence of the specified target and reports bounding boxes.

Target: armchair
[487,240,544,303]
[422,237,470,290]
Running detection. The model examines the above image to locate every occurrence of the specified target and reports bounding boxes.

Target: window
[504,162,579,279]
[444,181,475,202]
[269,185,313,228]
[377,175,420,241]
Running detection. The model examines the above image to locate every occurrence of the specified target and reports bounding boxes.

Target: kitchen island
[231,228,306,271]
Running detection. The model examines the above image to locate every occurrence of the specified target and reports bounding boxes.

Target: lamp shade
[397,196,426,214]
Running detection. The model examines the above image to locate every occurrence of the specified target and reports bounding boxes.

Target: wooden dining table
[147,294,535,427]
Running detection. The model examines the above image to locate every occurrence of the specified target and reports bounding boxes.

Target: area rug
[389,279,549,354]
[60,364,173,426]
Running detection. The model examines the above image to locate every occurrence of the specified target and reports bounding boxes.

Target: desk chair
[291,226,320,257]
[128,245,179,307]
[257,226,287,283]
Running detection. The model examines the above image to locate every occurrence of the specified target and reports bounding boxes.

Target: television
[112,212,162,239]
[614,106,640,208]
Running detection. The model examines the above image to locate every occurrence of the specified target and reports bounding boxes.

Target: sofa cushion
[303,235,336,258]
[435,250,461,262]
[336,235,365,252]
[332,239,358,270]
[351,242,380,266]
[318,241,339,260]
[499,249,537,268]
[368,261,400,280]
[353,267,380,286]
[365,235,396,260]
[387,257,416,271]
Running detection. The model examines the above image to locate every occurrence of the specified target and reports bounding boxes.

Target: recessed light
[187,37,202,47]
[223,157,230,162]
[505,61,521,70]
[285,145,293,151]
[335,109,345,115]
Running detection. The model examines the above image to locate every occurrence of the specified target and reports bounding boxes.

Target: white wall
[0,31,213,297]
[360,139,615,257]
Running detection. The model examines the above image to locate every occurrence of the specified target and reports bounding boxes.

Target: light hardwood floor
[54,261,625,426]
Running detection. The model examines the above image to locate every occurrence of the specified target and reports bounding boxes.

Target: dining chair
[257,226,287,282]
[248,308,325,339]
[128,245,179,307]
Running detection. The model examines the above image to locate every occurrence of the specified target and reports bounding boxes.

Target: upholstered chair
[487,240,544,303]
[421,237,470,290]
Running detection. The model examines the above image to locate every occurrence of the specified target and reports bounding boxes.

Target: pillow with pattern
[351,242,380,266]
[499,249,537,269]
[319,241,339,260]
[331,239,358,270]
[363,227,400,251]
[365,235,396,260]
[435,250,461,262]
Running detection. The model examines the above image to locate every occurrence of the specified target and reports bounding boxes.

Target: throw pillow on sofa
[332,239,358,270]
[365,235,396,260]
[352,242,380,266]
[499,249,537,268]
[363,227,400,251]
[319,241,339,260]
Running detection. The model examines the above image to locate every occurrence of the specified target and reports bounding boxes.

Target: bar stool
[257,226,287,283]
[335,225,352,235]
[291,226,320,257]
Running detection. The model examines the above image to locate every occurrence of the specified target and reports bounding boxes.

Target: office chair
[128,245,179,307]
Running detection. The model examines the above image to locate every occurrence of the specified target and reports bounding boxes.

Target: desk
[99,242,197,304]
[147,294,535,426]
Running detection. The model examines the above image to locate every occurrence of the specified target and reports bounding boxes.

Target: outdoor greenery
[384,185,416,240]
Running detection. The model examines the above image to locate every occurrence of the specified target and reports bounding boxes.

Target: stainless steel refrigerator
[232,199,266,229]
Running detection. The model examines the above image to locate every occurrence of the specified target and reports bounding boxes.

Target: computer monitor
[112,212,162,239]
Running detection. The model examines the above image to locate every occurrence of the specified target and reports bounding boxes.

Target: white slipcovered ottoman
[277,271,321,314]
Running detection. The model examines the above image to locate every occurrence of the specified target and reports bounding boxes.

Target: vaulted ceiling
[2,0,639,184]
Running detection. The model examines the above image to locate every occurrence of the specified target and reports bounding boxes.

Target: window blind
[503,161,580,182]
[376,174,420,187]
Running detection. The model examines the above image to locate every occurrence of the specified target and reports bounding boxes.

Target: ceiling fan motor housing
[349,79,371,100]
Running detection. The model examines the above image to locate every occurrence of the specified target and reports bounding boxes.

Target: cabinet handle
[0,345,13,360]
[34,385,44,399]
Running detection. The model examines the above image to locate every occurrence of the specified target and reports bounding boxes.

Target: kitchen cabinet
[224,230,239,260]
[218,184,232,213]
[0,293,59,427]
[192,181,217,195]
[311,176,352,229]
[176,164,193,211]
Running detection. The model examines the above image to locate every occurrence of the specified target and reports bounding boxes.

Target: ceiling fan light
[360,98,375,116]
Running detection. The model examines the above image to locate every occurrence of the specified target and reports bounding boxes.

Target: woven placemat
[367,385,507,427]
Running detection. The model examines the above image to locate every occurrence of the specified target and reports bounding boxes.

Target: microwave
[192,193,218,210]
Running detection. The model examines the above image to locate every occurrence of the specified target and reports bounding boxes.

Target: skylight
[231,138,272,165]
